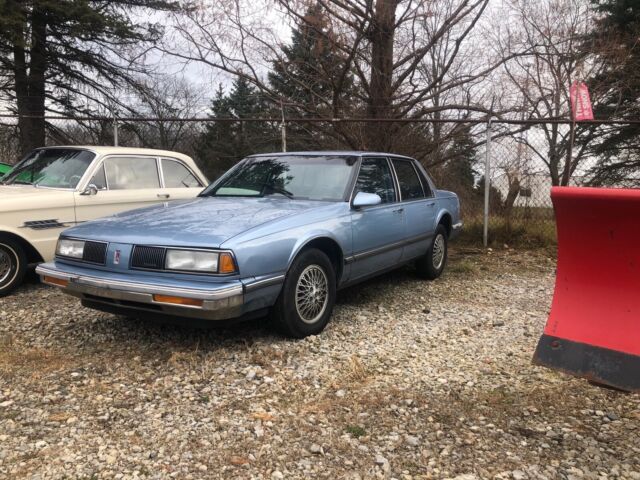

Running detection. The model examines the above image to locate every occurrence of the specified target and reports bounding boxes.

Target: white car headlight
[56,238,85,259]
[165,249,219,273]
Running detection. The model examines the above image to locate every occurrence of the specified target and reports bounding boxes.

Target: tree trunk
[366,0,397,151]
[13,3,47,155]
[503,175,521,217]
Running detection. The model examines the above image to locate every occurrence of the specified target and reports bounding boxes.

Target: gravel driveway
[1,249,638,480]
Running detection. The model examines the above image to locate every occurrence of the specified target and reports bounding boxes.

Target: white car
[0,146,209,296]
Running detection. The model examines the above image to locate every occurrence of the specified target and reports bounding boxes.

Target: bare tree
[163,0,513,156]
[121,77,206,154]
[494,0,604,186]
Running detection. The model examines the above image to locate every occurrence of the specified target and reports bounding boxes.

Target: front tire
[271,248,336,338]
[416,225,448,280]
[0,236,27,297]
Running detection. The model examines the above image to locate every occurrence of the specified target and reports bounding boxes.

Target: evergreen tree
[196,78,278,179]
[0,0,183,154]
[196,84,235,179]
[442,127,477,193]
[268,3,355,150]
[586,0,640,184]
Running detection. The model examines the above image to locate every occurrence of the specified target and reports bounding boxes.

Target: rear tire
[416,225,448,280]
[271,248,336,338]
[0,236,27,297]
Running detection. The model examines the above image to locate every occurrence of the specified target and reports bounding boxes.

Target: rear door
[158,157,206,201]
[390,158,437,261]
[349,157,405,280]
[74,155,166,222]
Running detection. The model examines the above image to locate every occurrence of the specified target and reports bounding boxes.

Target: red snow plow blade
[533,186,640,392]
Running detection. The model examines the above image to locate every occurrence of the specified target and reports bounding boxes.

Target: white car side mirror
[81,184,99,196]
[352,191,382,209]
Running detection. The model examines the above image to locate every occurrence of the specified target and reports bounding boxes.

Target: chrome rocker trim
[36,264,244,321]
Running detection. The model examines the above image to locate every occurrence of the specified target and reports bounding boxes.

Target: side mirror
[352,191,382,209]
[81,184,99,196]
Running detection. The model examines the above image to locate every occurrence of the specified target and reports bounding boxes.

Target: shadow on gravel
[54,266,423,355]
[17,254,468,355]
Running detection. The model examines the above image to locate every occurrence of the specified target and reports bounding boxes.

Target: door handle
[392,208,404,214]
[426,202,435,207]
[157,193,170,199]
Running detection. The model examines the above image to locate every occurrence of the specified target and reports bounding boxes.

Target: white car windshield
[203,155,358,201]
[2,148,95,189]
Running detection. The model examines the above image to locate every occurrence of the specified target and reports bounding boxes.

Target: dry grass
[346,355,369,382]
[459,217,557,249]
[448,258,477,274]
[0,338,71,380]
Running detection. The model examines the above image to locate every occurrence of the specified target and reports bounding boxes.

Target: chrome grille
[131,246,166,270]
[82,241,108,265]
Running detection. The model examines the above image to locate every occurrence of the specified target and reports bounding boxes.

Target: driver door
[348,157,406,281]
[74,155,167,222]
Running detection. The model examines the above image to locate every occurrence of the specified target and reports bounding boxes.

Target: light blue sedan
[37,152,462,338]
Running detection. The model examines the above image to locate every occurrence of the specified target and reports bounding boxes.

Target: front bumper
[36,263,245,321]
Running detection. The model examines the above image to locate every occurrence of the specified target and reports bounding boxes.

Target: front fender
[0,224,50,262]
[287,230,346,268]
[226,215,352,279]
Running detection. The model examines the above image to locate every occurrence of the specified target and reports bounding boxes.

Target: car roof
[35,145,194,163]
[248,151,415,160]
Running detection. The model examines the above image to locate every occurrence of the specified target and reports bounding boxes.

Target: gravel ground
[0,248,639,480]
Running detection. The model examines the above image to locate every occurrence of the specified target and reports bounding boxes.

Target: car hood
[64,196,333,247]
[0,185,74,213]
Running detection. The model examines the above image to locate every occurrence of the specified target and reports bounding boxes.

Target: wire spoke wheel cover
[432,233,445,270]
[295,264,329,324]
[0,245,17,285]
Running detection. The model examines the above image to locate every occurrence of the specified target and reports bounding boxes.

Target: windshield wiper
[262,183,294,199]
[9,180,33,185]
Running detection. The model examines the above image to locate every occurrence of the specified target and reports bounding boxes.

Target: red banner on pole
[570,81,594,121]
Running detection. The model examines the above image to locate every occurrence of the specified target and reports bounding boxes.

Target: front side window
[89,164,107,190]
[1,148,95,188]
[354,158,396,204]
[104,156,160,190]
[162,159,202,188]
[392,159,425,200]
[202,155,357,201]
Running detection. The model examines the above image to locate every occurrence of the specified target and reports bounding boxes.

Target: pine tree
[0,0,183,154]
[196,79,278,179]
[268,3,354,150]
[196,84,236,179]
[586,0,640,184]
[442,127,477,193]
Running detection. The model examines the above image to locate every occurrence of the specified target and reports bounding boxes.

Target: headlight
[56,238,85,259]
[164,249,237,274]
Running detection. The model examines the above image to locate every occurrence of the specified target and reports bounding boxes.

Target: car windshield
[202,155,358,201]
[1,148,95,189]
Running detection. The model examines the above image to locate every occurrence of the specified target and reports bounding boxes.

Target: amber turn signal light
[43,276,69,288]
[219,252,237,274]
[152,294,203,307]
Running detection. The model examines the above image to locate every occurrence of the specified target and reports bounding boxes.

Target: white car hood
[0,185,75,213]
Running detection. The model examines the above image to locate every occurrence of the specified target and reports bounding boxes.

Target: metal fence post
[280,101,287,152]
[483,116,492,248]
[113,115,119,147]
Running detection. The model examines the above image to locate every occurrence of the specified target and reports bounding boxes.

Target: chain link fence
[1,114,637,248]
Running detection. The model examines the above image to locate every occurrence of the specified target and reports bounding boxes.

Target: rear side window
[392,159,425,200]
[162,159,202,188]
[104,156,160,190]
